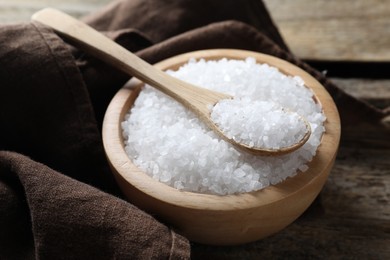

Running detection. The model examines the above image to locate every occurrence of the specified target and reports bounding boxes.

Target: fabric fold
[82,0,288,50]
[0,151,190,259]
[0,19,190,260]
[0,22,119,194]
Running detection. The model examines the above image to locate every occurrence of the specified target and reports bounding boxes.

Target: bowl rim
[102,48,341,211]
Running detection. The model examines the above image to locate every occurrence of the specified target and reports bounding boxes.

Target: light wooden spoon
[32,8,311,156]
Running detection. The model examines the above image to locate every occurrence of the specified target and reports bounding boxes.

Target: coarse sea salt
[211,98,308,149]
[121,57,326,195]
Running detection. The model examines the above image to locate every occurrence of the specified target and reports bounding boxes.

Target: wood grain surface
[1,0,389,258]
[263,0,390,61]
[0,0,108,21]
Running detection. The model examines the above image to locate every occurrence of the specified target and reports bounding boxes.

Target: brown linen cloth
[0,0,388,259]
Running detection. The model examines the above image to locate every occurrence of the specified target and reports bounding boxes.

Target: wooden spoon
[32,8,311,156]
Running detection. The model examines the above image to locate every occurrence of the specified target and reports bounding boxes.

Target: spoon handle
[32,8,229,114]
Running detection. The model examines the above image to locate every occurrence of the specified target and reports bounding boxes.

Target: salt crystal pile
[211,99,308,149]
[122,57,326,195]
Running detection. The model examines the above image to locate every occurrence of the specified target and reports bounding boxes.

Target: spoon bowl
[32,8,310,156]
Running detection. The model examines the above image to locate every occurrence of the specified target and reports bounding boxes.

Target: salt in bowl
[102,49,341,245]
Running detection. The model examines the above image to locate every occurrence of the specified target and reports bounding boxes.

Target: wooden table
[2,0,389,258]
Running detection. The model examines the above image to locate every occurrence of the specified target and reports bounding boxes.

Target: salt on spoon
[211,98,311,153]
[32,8,311,156]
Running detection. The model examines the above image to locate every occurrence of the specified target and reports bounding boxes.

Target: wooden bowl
[102,49,341,245]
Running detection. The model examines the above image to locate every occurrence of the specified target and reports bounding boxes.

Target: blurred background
[1,0,389,62]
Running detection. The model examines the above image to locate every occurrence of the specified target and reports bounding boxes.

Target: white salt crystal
[298,164,309,172]
[121,57,326,195]
[211,99,307,149]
